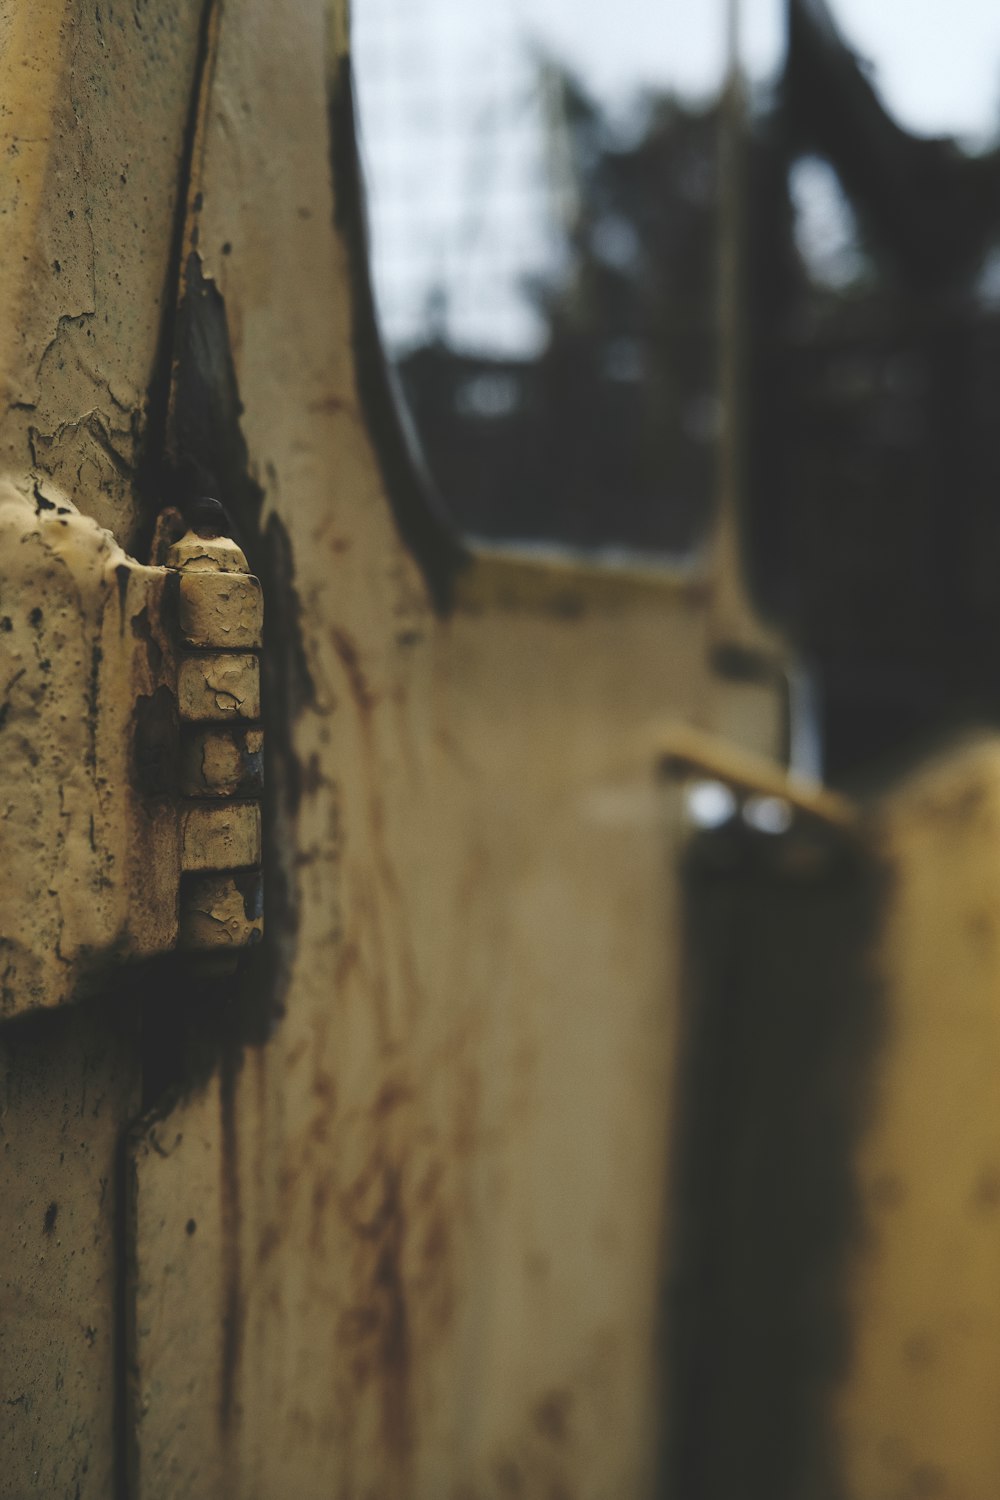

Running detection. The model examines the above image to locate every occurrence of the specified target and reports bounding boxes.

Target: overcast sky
[833,0,1000,141]
[507,0,1000,137]
[354,0,1000,353]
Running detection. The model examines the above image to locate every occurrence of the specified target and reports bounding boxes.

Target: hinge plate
[0,482,263,1019]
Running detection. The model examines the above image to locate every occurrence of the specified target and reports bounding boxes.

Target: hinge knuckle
[167,519,264,965]
[179,726,264,799]
[177,653,261,721]
[177,572,263,650]
[179,871,264,959]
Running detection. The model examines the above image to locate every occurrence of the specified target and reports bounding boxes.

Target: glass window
[353,0,766,557]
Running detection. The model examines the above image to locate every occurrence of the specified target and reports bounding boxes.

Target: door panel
[1,1000,139,1500]
[123,4,783,1497]
[0,4,214,1494]
[3,2,787,1497]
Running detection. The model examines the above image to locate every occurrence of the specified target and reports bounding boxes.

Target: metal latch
[0,482,263,1019]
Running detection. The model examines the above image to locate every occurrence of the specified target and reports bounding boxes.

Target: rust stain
[971,1166,1000,1212]
[373,1078,412,1118]
[306,393,355,417]
[218,1049,244,1435]
[335,938,360,987]
[494,1458,524,1494]
[533,1390,573,1445]
[257,1222,281,1265]
[419,1209,448,1269]
[330,625,428,1048]
[451,1060,481,1158]
[299,750,329,798]
[350,871,392,1048]
[414,1159,444,1209]
[309,1170,335,1255]
[312,1068,336,1103]
[339,1159,413,1462]
[412,1204,454,1335]
[331,625,377,714]
[307,1108,333,1147]
[251,1047,268,1203]
[285,1037,308,1069]
[305,1067,338,1148]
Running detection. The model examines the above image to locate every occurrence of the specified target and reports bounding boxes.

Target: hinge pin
[166,504,264,965]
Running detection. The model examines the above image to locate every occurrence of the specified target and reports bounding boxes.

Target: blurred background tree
[397,69,722,556]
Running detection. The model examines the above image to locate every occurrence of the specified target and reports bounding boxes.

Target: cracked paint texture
[0,0,204,550]
[0,482,180,1017]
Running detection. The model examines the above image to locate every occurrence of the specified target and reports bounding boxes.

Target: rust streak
[331,626,377,714]
[218,1049,244,1435]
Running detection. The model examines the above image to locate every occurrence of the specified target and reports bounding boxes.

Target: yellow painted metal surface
[0,3,782,1494]
[0,484,180,1013]
[657,723,859,831]
[119,4,783,1498]
[835,739,1000,1498]
[0,492,266,1015]
[0,0,200,1485]
[1,1002,139,1498]
[0,0,207,550]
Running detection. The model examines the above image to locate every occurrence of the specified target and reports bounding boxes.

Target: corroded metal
[178,571,263,650]
[168,518,265,958]
[179,726,264,799]
[0,492,264,1015]
[0,483,180,1016]
[176,652,261,721]
[121,7,787,1499]
[179,871,264,952]
[0,6,208,1495]
[179,802,262,873]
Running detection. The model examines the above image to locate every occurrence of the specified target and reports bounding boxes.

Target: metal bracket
[0,482,263,1019]
[657,723,858,832]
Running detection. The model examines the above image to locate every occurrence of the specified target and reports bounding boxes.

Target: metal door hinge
[0,482,263,1019]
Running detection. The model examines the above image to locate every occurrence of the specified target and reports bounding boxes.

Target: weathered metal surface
[0,483,180,1017]
[0,484,266,1012]
[178,571,263,650]
[1,8,217,1493]
[834,737,1000,1498]
[658,723,859,831]
[124,3,784,1498]
[1,999,140,1500]
[179,726,264,799]
[179,802,261,873]
[166,529,251,575]
[178,872,263,953]
[0,0,210,551]
[127,1087,233,1500]
[168,516,266,953]
[176,653,261,722]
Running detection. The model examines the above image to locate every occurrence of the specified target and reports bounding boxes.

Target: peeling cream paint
[0,0,206,549]
[0,481,179,1014]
